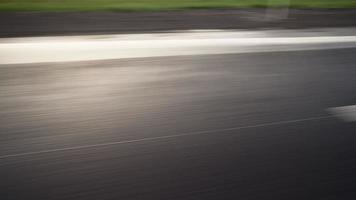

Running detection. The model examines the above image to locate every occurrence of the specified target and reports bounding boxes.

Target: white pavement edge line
[0,115,332,160]
[2,35,356,64]
[328,105,356,122]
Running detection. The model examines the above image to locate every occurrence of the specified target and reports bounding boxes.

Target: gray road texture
[1,48,356,199]
[1,9,356,37]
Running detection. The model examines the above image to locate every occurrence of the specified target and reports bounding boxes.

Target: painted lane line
[0,115,332,160]
[328,105,356,122]
[1,32,356,64]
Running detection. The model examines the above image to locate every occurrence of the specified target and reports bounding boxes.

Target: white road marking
[328,105,356,122]
[1,29,356,64]
[0,115,332,160]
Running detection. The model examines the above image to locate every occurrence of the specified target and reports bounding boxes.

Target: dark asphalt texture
[1,48,356,199]
[1,9,356,37]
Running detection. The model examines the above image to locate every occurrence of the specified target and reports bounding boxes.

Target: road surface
[1,47,356,199]
[1,9,356,37]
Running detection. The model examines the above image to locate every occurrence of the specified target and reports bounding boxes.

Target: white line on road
[1,29,356,64]
[0,115,332,160]
[328,105,356,122]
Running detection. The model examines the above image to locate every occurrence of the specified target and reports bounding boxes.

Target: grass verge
[0,0,356,12]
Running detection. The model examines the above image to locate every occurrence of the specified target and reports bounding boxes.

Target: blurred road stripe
[328,105,356,122]
[1,29,356,64]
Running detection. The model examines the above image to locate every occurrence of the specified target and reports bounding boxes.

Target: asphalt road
[1,48,356,199]
[1,9,356,37]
